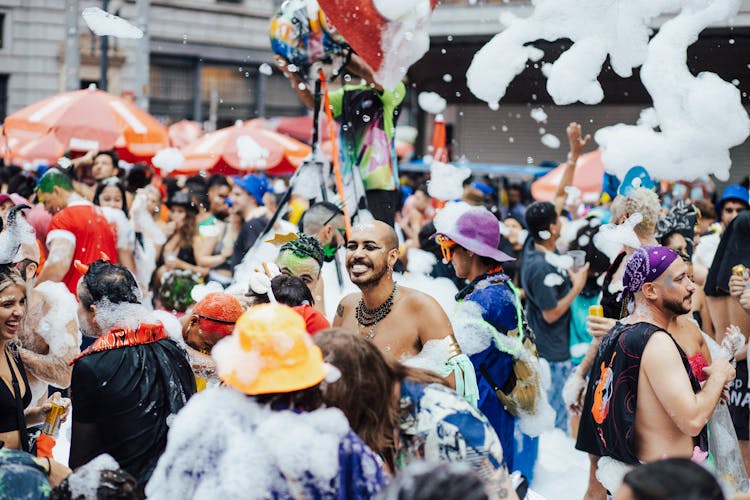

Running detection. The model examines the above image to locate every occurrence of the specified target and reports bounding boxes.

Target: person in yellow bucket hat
[147,304,388,498]
[213,303,326,395]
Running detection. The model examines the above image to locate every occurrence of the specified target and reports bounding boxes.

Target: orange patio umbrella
[168,120,203,149]
[3,132,65,167]
[531,149,605,204]
[176,119,311,176]
[3,84,168,163]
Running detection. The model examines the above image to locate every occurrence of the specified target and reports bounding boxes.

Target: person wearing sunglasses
[299,201,348,263]
[434,202,549,483]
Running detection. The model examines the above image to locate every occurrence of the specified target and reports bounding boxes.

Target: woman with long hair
[0,265,69,452]
[314,328,519,499]
[155,192,207,284]
[93,177,136,273]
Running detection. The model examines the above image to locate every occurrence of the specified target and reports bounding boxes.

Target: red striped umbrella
[168,120,203,149]
[176,119,311,176]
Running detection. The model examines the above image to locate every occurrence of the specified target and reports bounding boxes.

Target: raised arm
[642,332,734,436]
[274,55,315,110]
[554,122,591,215]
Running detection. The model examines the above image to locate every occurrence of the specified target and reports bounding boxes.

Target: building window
[150,58,196,123]
[0,75,7,122]
[0,13,5,50]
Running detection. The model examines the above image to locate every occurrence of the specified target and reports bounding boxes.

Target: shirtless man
[576,246,735,486]
[334,221,454,359]
[333,222,480,402]
[16,237,79,406]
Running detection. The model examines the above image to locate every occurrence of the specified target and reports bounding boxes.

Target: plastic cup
[568,250,586,270]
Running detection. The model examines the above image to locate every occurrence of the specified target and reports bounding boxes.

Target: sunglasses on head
[435,234,457,263]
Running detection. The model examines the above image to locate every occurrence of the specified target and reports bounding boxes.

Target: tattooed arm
[332,293,358,328]
[486,463,520,500]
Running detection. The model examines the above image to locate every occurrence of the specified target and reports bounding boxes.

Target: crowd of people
[0,115,748,500]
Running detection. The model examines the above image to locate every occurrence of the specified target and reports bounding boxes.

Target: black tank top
[600,252,627,319]
[576,322,707,465]
[0,348,32,433]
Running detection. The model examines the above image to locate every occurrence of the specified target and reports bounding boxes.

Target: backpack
[486,280,541,418]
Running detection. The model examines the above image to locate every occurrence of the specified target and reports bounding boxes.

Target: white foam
[236,135,270,168]
[82,7,143,39]
[405,248,436,276]
[259,63,273,76]
[544,252,573,271]
[31,282,80,357]
[427,163,471,201]
[530,108,548,123]
[68,454,121,500]
[593,212,643,254]
[152,148,185,175]
[540,133,561,149]
[373,0,430,22]
[466,0,748,182]
[595,1,749,181]
[543,273,565,287]
[418,92,447,114]
[146,387,354,499]
[375,7,433,90]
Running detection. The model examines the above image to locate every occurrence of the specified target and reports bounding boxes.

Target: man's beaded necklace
[355,282,399,340]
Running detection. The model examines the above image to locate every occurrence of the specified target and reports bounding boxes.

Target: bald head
[346,221,399,287]
[352,221,399,251]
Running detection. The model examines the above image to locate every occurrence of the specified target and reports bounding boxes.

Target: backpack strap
[505,279,526,341]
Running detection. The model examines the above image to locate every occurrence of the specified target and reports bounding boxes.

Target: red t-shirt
[46,201,118,295]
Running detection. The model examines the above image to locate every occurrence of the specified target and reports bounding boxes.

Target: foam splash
[152,148,185,175]
[146,387,352,498]
[543,252,573,271]
[530,108,548,123]
[67,454,121,500]
[31,282,80,357]
[418,92,447,114]
[595,0,749,181]
[82,7,143,39]
[236,135,270,168]
[541,133,561,149]
[374,4,433,90]
[543,273,565,287]
[593,212,643,257]
[466,0,748,182]
[427,163,471,201]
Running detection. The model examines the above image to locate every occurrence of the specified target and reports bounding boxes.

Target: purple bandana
[623,246,680,295]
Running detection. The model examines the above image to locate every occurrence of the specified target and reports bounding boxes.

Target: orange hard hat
[213,303,326,395]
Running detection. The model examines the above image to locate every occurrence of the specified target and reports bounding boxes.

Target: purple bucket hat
[434,205,514,263]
